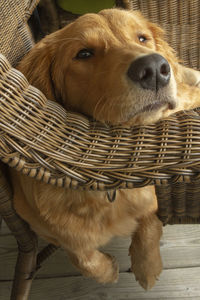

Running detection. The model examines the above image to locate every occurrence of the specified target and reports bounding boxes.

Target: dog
[10,8,200,290]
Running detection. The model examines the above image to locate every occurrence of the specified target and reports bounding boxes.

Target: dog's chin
[119,98,177,126]
[95,98,177,127]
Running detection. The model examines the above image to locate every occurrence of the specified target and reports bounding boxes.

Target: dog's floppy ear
[17,36,57,100]
[17,22,74,102]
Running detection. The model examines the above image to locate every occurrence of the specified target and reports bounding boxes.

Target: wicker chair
[1,0,200,299]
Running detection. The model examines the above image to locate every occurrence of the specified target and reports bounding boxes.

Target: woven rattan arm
[1,53,200,224]
[1,53,200,190]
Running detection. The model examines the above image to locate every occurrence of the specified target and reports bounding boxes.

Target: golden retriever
[10,8,200,290]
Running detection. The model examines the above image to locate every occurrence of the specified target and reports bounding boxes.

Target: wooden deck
[1,222,200,299]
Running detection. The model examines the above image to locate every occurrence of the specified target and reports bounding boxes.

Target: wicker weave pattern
[0,0,39,66]
[1,54,200,195]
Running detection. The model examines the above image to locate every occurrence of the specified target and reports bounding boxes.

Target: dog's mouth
[140,99,176,114]
[124,97,177,124]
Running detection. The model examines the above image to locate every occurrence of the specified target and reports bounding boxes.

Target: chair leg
[11,248,38,300]
[36,243,58,270]
[0,169,38,300]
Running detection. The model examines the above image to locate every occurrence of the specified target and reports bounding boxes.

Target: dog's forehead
[72,9,151,45]
[99,8,147,29]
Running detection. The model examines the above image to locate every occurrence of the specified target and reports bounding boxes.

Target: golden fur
[10,9,200,290]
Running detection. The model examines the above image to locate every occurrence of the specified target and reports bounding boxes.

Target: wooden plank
[161,225,200,269]
[1,225,200,280]
[1,267,200,300]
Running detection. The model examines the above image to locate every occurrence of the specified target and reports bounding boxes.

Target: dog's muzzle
[127,54,171,91]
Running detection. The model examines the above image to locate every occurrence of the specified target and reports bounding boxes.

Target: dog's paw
[182,66,200,88]
[134,272,160,290]
[95,253,119,284]
[131,254,163,290]
[195,81,200,88]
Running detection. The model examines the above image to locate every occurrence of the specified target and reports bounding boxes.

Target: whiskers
[93,95,107,121]
[93,88,134,125]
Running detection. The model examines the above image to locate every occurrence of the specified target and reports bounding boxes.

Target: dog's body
[10,9,200,289]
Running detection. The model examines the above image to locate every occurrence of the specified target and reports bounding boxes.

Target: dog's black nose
[127,54,171,91]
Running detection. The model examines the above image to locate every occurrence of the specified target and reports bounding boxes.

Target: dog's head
[19,8,179,125]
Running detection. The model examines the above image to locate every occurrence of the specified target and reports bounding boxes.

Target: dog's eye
[75,49,94,59]
[138,35,147,43]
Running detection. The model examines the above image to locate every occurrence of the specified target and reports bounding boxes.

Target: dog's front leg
[66,248,119,284]
[179,64,200,88]
[129,213,163,290]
